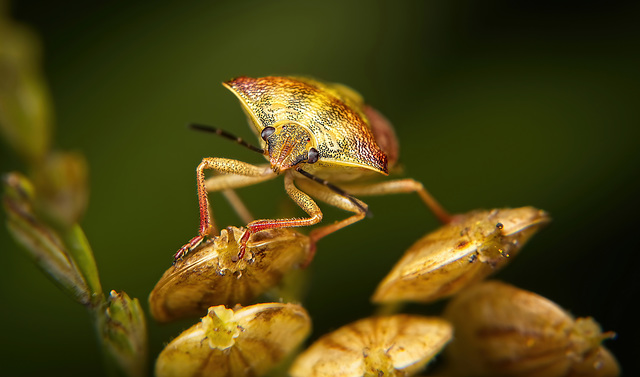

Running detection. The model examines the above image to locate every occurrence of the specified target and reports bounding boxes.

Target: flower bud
[289,315,452,377]
[30,151,89,228]
[443,281,619,377]
[156,302,311,377]
[2,172,91,305]
[372,207,550,304]
[150,227,310,322]
[101,290,148,377]
[0,6,52,163]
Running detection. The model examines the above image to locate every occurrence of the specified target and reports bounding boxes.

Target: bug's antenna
[189,123,265,154]
[296,167,372,218]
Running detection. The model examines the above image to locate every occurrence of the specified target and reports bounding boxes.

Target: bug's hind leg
[341,179,452,224]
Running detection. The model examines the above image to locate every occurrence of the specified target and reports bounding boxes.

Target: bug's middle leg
[220,189,254,225]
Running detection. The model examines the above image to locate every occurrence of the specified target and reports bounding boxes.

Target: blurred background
[1,0,638,375]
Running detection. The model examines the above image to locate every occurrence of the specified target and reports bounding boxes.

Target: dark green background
[1,1,638,376]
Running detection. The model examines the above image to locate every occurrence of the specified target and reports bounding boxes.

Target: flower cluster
[149,206,619,376]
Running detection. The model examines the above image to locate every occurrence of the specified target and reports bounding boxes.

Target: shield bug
[175,76,450,261]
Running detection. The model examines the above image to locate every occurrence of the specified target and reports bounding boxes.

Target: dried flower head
[289,315,452,377]
[149,226,310,322]
[372,207,550,304]
[442,281,619,377]
[156,302,311,377]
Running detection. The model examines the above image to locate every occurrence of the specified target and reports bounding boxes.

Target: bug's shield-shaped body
[224,76,388,179]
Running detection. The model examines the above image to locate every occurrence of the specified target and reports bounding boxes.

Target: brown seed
[155,302,311,377]
[149,226,310,322]
[442,281,619,377]
[372,207,550,304]
[289,315,452,377]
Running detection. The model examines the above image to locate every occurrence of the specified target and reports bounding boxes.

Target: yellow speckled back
[224,76,388,174]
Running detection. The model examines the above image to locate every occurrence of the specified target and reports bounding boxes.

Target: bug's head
[261,123,319,174]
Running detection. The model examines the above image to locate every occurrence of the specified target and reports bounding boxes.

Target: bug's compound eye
[261,126,275,141]
[307,148,319,164]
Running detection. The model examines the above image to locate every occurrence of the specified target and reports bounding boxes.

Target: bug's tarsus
[296,167,372,217]
[189,123,265,154]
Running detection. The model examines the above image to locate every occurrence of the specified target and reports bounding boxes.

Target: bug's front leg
[236,172,324,260]
[174,158,276,261]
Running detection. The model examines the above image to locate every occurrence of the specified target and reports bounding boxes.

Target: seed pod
[156,302,311,377]
[150,227,310,322]
[289,315,452,377]
[442,281,619,377]
[372,207,550,304]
